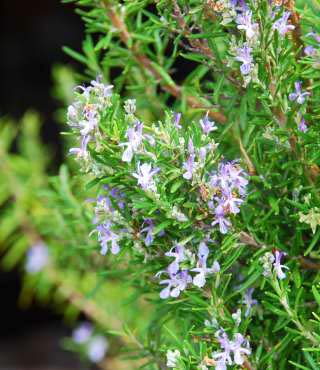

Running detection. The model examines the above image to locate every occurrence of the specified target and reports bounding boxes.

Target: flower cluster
[67,76,113,162]
[72,322,108,363]
[157,242,220,299]
[208,161,248,234]
[91,186,127,255]
[212,329,251,369]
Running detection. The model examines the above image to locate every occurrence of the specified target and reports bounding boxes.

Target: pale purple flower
[72,322,93,343]
[231,333,251,365]
[289,81,310,104]
[90,75,113,98]
[182,154,196,180]
[192,242,220,288]
[222,189,243,214]
[165,243,187,264]
[96,221,121,255]
[213,330,251,368]
[242,288,258,317]
[213,330,233,369]
[87,335,109,363]
[69,134,90,159]
[221,162,248,196]
[121,122,144,162]
[211,205,231,234]
[159,263,192,299]
[140,218,154,246]
[25,243,49,273]
[273,251,289,280]
[133,162,159,192]
[304,45,317,57]
[298,116,308,133]
[199,113,217,135]
[235,44,253,75]
[173,112,182,129]
[236,11,258,40]
[199,147,207,162]
[272,11,295,37]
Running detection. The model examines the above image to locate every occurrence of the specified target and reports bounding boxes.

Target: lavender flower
[192,242,220,288]
[304,45,317,57]
[121,121,144,162]
[173,112,182,129]
[133,162,159,192]
[297,115,308,133]
[211,204,231,234]
[140,218,154,246]
[273,251,289,280]
[96,221,121,255]
[165,243,187,264]
[199,113,217,135]
[236,11,259,40]
[213,330,251,369]
[25,242,49,273]
[242,288,258,317]
[235,44,253,75]
[182,153,196,180]
[272,11,295,37]
[158,262,192,299]
[289,81,310,104]
[72,322,93,343]
[87,335,109,363]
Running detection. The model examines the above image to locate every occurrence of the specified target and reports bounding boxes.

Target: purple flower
[96,221,121,255]
[213,330,251,368]
[182,154,196,180]
[236,11,258,40]
[242,288,258,317]
[25,243,49,273]
[133,162,159,192]
[69,134,90,159]
[182,139,196,180]
[72,322,93,343]
[235,44,253,76]
[199,147,207,163]
[121,121,144,162]
[222,189,243,214]
[191,242,220,288]
[304,45,317,57]
[211,204,231,234]
[273,251,289,280]
[297,116,308,133]
[289,81,310,104]
[140,218,154,246]
[199,113,217,135]
[231,333,251,365]
[165,243,187,264]
[87,335,109,363]
[158,263,192,299]
[272,11,295,37]
[173,112,182,129]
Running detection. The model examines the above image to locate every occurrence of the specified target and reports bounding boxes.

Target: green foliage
[2,0,320,369]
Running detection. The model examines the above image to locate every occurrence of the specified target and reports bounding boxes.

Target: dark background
[0,1,88,368]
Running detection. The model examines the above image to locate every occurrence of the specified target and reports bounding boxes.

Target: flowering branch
[102,1,227,123]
